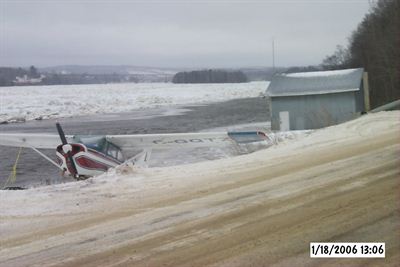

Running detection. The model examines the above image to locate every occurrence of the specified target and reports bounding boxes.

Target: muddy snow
[0,111,399,267]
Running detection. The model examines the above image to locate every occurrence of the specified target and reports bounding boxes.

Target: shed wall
[271,92,357,130]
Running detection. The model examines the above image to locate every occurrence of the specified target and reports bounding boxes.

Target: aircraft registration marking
[152,137,230,145]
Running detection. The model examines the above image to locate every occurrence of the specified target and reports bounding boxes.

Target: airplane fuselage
[56,143,122,179]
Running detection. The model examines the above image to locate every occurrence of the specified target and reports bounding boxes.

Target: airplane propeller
[56,122,79,178]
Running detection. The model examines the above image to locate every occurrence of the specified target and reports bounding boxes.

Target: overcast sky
[1,0,372,68]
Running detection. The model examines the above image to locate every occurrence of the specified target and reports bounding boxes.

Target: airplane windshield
[74,135,125,162]
[105,142,124,162]
[74,136,107,152]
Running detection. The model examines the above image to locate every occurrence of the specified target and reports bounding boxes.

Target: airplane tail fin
[228,131,273,144]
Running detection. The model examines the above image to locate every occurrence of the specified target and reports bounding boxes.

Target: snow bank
[0,81,268,123]
[1,112,397,218]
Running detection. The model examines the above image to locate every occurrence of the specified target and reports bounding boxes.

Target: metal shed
[266,68,369,131]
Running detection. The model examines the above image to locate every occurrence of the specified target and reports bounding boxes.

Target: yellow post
[2,147,22,189]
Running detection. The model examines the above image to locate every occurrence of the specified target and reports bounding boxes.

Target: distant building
[266,68,369,131]
[14,74,45,85]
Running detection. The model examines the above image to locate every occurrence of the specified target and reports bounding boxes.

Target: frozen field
[0,81,268,123]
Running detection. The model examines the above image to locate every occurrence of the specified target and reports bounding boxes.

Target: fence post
[363,72,370,111]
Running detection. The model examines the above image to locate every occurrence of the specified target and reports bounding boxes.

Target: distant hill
[40,65,181,83]
[41,66,283,82]
[240,67,287,81]
[0,66,41,86]
[1,65,301,86]
[172,69,248,84]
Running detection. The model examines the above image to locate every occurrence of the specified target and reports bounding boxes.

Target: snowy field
[0,81,268,123]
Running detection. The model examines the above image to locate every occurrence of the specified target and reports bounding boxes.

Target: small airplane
[0,123,272,179]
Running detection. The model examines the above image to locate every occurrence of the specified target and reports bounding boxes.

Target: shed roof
[267,68,364,97]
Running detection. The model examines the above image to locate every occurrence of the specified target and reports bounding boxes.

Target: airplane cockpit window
[106,142,124,162]
[116,150,124,162]
[107,143,118,159]
[75,136,106,152]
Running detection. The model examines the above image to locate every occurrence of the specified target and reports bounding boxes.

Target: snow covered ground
[1,111,397,217]
[0,111,399,267]
[0,81,268,123]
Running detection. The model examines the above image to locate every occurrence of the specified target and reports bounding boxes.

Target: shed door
[279,111,290,131]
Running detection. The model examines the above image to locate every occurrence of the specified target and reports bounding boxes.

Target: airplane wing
[0,133,73,149]
[107,131,270,151]
[0,131,270,151]
[0,131,270,174]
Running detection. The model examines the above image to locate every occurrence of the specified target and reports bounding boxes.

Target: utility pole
[272,38,275,75]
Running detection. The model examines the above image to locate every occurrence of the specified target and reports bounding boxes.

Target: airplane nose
[62,144,72,154]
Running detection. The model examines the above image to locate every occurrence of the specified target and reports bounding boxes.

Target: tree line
[0,66,140,86]
[0,66,40,86]
[172,69,248,83]
[321,0,399,108]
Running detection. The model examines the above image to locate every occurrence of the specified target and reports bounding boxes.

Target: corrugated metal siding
[271,92,357,130]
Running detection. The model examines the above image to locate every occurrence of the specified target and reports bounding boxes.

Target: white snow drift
[0,81,268,123]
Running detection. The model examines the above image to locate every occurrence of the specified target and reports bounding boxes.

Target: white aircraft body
[0,123,271,179]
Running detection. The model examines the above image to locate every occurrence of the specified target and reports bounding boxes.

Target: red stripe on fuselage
[75,156,112,171]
